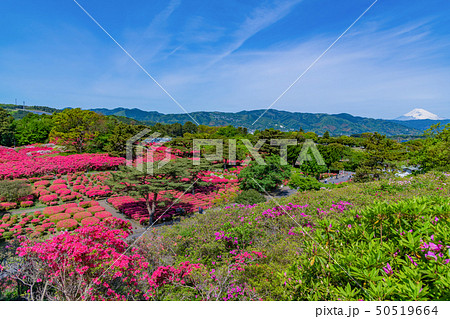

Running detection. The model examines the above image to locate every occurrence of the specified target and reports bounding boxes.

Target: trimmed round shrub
[66,207,84,215]
[40,194,58,204]
[235,189,266,205]
[59,203,78,211]
[34,180,51,187]
[73,212,93,222]
[79,201,92,208]
[87,206,105,213]
[61,195,77,202]
[43,206,65,216]
[37,189,50,196]
[49,213,71,223]
[79,200,100,208]
[0,202,17,211]
[49,184,67,192]
[94,211,112,219]
[81,217,100,226]
[56,188,71,196]
[56,219,78,231]
[20,201,34,208]
[40,223,53,230]
[53,179,67,185]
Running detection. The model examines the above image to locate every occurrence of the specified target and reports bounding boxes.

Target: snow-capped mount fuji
[395,108,442,121]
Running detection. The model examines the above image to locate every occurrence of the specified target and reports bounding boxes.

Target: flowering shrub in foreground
[284,196,450,301]
[3,223,206,301]
[12,224,149,300]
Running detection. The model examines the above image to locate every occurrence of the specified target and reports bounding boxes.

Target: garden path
[96,199,143,232]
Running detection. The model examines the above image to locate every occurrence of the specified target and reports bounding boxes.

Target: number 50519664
[376,306,438,316]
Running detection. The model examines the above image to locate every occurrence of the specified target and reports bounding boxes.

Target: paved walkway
[97,199,143,232]
[268,186,297,199]
[8,206,45,215]
[321,171,354,184]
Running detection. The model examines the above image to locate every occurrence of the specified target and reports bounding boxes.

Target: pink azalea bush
[0,151,124,179]
[80,217,100,227]
[74,212,93,222]
[86,206,105,213]
[94,211,113,219]
[49,213,71,223]
[56,219,78,230]
[6,222,203,300]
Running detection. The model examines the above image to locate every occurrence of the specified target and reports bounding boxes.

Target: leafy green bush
[238,155,290,192]
[284,196,450,300]
[288,174,322,191]
[0,180,32,203]
[235,189,266,205]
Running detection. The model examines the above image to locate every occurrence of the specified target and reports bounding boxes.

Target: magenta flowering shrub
[69,172,112,198]
[94,211,113,219]
[49,213,71,223]
[34,180,51,187]
[103,217,132,234]
[12,224,148,300]
[85,186,111,198]
[145,261,202,299]
[49,184,67,192]
[20,201,34,208]
[86,206,105,213]
[4,222,207,300]
[80,217,100,227]
[0,151,124,179]
[55,188,71,196]
[43,205,66,217]
[56,219,78,230]
[0,202,17,211]
[39,194,58,204]
[73,212,93,222]
[79,200,99,208]
[66,207,84,215]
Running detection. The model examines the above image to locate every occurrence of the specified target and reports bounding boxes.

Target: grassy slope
[141,173,449,300]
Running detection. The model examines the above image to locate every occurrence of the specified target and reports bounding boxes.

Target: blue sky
[1,0,449,119]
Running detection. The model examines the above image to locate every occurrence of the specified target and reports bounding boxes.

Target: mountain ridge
[91,107,423,136]
[4,103,448,136]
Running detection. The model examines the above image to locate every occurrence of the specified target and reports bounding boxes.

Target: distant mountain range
[92,107,423,136]
[3,103,449,136]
